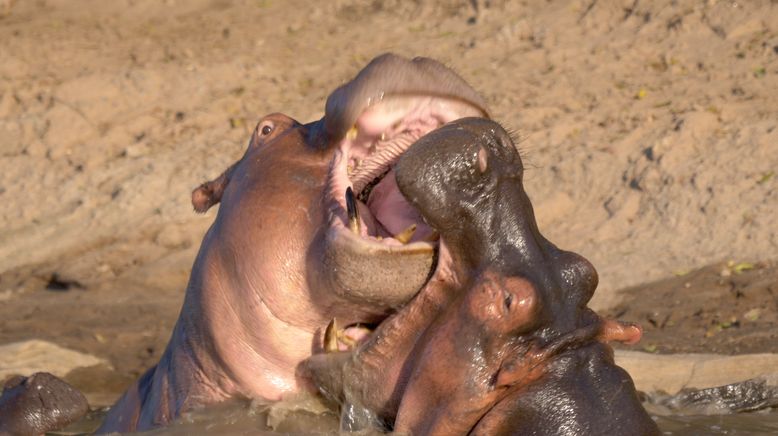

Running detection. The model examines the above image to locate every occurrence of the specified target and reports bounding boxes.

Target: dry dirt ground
[608,259,778,355]
[1,0,777,406]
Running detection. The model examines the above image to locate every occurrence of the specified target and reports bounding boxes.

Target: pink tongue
[366,169,432,241]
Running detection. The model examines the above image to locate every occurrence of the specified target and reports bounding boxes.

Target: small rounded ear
[477,146,488,173]
[192,183,220,213]
[596,319,643,345]
[191,161,238,213]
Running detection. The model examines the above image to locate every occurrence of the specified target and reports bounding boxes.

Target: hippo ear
[191,161,238,213]
[596,319,643,345]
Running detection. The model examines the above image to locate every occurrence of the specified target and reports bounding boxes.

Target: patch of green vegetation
[757,170,774,184]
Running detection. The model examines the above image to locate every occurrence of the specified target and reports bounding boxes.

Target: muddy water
[59,401,778,435]
[654,412,778,435]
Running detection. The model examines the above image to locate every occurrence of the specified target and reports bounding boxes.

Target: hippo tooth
[324,318,340,353]
[347,125,358,140]
[345,186,361,235]
[394,223,417,244]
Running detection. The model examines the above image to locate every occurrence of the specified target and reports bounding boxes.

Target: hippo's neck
[158,234,322,410]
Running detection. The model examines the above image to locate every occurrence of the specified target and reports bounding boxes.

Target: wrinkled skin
[0,372,88,436]
[393,271,548,435]
[97,54,488,432]
[302,118,658,435]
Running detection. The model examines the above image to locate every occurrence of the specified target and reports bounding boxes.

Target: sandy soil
[609,260,778,355]
[0,0,776,406]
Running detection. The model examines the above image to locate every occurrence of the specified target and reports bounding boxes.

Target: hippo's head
[396,117,600,341]
[188,54,492,328]
[192,55,494,322]
[384,118,656,434]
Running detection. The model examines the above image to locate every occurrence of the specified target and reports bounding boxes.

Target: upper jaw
[324,53,489,142]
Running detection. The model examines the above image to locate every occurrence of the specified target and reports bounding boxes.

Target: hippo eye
[260,124,273,136]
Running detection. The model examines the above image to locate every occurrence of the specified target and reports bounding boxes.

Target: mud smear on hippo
[301,118,658,435]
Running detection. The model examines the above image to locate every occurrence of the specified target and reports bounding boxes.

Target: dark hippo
[97,54,488,432]
[302,118,658,435]
[470,342,657,435]
[0,372,89,436]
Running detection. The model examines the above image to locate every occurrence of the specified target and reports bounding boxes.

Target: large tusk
[324,318,340,353]
[346,187,361,235]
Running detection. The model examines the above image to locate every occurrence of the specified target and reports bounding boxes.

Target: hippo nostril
[477,147,488,173]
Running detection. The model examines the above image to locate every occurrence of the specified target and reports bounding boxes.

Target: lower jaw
[318,215,437,310]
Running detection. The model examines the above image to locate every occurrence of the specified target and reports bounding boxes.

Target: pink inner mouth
[326,95,482,247]
[364,169,435,242]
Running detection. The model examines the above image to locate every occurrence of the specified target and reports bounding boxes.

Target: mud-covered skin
[302,118,657,434]
[97,54,487,433]
[0,372,89,436]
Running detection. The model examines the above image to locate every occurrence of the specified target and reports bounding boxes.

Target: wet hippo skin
[97,54,489,432]
[302,118,658,435]
[0,372,88,436]
[471,343,657,436]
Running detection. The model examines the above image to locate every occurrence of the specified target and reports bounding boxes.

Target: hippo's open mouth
[329,96,484,245]
[319,55,488,310]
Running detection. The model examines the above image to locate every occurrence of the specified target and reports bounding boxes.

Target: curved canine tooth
[345,187,361,235]
[324,318,340,352]
[394,224,417,244]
